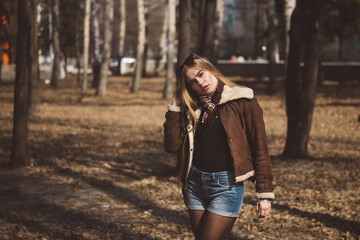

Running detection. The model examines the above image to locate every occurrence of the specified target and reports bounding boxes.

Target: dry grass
[0,75,359,240]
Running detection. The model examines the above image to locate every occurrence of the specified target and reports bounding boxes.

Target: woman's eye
[199,72,203,77]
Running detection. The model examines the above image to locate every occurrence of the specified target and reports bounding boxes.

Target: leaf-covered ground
[0,75,359,240]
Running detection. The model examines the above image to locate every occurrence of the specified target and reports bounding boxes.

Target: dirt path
[0,76,359,239]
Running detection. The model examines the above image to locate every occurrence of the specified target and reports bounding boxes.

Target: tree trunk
[82,0,90,92]
[267,0,277,94]
[28,0,39,116]
[197,0,206,53]
[74,25,81,86]
[142,35,148,77]
[280,0,295,107]
[155,0,169,75]
[96,0,114,97]
[337,34,344,61]
[283,0,324,158]
[214,0,225,60]
[283,0,296,66]
[163,0,176,99]
[119,0,126,58]
[177,0,191,67]
[131,0,146,93]
[91,0,101,88]
[50,0,61,88]
[117,0,126,75]
[199,0,216,62]
[10,0,34,167]
[254,0,267,59]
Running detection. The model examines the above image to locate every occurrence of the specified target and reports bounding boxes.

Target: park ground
[0,75,359,240]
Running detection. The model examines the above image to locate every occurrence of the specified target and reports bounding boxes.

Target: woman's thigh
[197,210,236,240]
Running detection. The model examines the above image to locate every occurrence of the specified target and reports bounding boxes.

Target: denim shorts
[183,165,244,218]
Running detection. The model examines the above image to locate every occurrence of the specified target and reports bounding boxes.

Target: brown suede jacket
[163,85,275,200]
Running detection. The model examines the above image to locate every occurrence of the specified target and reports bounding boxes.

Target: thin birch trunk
[97,0,114,97]
[118,0,126,58]
[131,0,145,93]
[214,0,225,61]
[82,0,91,92]
[163,0,175,99]
[280,0,296,107]
[50,0,61,88]
[284,0,296,64]
[155,0,168,75]
[91,0,101,88]
[267,0,277,94]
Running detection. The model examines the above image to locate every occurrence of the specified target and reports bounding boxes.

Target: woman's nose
[196,78,204,86]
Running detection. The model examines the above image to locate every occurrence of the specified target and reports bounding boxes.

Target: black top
[192,116,234,172]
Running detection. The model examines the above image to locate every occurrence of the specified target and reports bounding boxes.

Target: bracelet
[258,199,271,203]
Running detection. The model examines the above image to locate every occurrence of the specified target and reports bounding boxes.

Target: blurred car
[109,57,136,75]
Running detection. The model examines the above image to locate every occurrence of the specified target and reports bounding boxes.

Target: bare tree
[214,0,225,60]
[131,0,146,93]
[177,0,191,67]
[163,0,176,99]
[118,0,126,74]
[50,0,62,88]
[82,0,91,92]
[91,0,101,88]
[141,3,150,77]
[155,0,168,75]
[97,0,114,97]
[28,0,39,116]
[199,0,216,62]
[255,0,267,59]
[283,0,296,65]
[196,0,206,52]
[267,0,277,94]
[283,0,329,157]
[10,0,37,167]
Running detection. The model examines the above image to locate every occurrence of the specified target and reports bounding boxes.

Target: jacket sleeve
[163,104,184,153]
[243,97,275,200]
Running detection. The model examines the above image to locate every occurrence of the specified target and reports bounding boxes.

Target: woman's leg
[197,211,236,240]
[188,209,205,238]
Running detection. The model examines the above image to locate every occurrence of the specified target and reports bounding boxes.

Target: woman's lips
[202,85,209,91]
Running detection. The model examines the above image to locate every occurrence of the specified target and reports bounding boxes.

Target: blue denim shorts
[183,165,244,218]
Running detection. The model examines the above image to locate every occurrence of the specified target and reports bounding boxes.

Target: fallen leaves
[0,76,359,239]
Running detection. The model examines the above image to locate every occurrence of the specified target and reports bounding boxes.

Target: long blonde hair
[175,54,237,183]
[176,54,237,127]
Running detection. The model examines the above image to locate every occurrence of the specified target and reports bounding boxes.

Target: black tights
[188,209,237,240]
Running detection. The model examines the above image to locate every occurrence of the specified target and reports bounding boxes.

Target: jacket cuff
[254,192,275,200]
[168,104,182,112]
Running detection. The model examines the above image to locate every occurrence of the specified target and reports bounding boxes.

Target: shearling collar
[191,84,253,121]
[219,85,254,105]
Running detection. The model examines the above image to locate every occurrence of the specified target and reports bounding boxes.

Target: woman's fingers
[257,201,271,218]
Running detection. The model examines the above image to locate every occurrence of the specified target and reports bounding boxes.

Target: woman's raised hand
[172,88,182,106]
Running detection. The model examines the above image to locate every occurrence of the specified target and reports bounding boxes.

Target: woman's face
[185,67,218,95]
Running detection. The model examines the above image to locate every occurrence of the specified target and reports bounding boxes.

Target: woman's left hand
[256,201,271,218]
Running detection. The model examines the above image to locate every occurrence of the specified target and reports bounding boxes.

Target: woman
[164,54,274,240]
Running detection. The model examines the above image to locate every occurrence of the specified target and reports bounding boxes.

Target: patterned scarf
[198,81,224,125]
[199,93,216,123]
